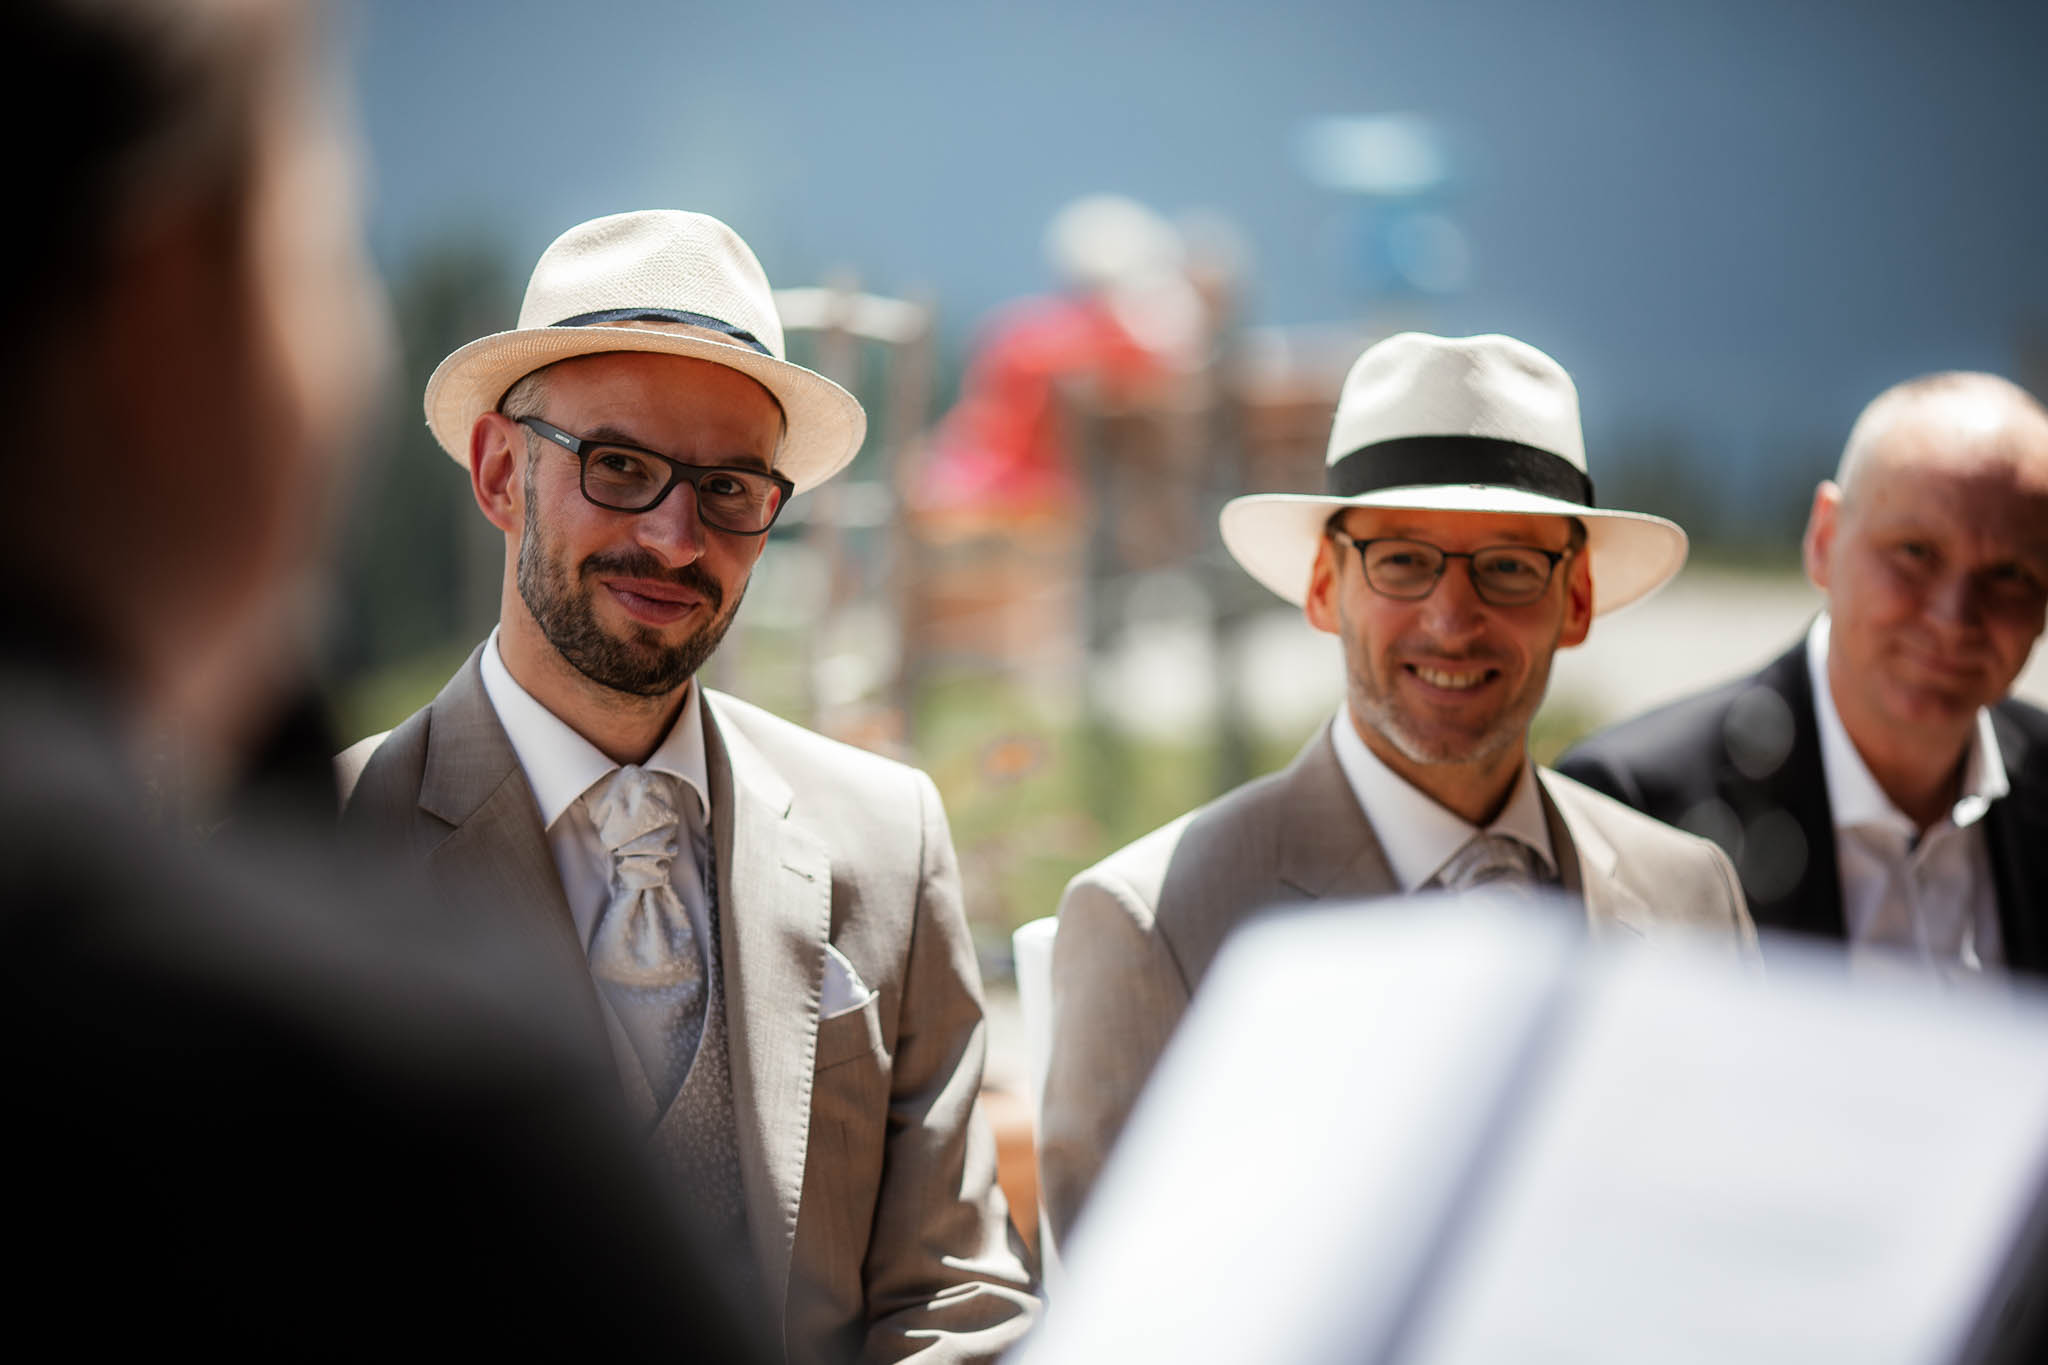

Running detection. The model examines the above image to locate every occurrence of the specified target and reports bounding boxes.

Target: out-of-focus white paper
[1017,897,2048,1365]
[1024,896,1585,1365]
[1405,947,2048,1365]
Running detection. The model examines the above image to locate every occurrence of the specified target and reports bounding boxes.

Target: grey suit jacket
[1039,722,1756,1242]
[338,648,1036,1365]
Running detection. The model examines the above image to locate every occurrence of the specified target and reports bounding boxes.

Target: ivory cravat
[1434,832,1541,893]
[587,764,706,1108]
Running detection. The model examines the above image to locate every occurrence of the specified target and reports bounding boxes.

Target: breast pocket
[814,989,885,1072]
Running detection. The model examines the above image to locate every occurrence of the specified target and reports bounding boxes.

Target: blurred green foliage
[912,668,1315,938]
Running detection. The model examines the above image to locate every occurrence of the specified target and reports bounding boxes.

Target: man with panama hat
[338,210,1037,1364]
[1037,331,1757,1243]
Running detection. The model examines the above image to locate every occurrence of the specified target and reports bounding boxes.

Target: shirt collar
[1328,703,1556,893]
[1806,614,2007,836]
[477,626,711,829]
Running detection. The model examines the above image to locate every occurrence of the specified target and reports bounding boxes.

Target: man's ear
[1559,547,1594,648]
[470,412,523,534]
[1803,480,1840,592]
[1303,534,1342,636]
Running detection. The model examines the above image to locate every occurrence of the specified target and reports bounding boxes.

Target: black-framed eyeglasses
[516,416,793,535]
[1329,530,1571,606]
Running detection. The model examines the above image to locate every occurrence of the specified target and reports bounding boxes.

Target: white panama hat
[423,210,866,494]
[1220,332,1687,615]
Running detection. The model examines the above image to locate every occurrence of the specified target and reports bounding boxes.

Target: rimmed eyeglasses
[1329,530,1571,606]
[516,416,793,535]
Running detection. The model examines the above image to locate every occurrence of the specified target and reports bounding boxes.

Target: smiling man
[1560,373,2048,978]
[1038,332,1756,1243]
[338,211,1035,1365]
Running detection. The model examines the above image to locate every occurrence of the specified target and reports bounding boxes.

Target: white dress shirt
[1328,703,1558,893]
[478,627,713,956]
[1806,616,2007,980]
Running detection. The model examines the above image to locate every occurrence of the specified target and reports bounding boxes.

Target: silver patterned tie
[587,765,706,1109]
[1434,832,1540,894]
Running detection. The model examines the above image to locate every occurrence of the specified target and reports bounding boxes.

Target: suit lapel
[596,990,662,1130]
[1276,725,1400,897]
[1540,771,1651,939]
[1753,640,1848,939]
[418,653,591,983]
[702,692,830,1334]
[1987,706,2048,971]
[1289,724,1647,934]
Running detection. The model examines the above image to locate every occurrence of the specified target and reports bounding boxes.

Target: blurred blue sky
[346,0,2048,486]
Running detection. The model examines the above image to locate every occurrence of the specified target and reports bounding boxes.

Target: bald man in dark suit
[1561,372,2048,976]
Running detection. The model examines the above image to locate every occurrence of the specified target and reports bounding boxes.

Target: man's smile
[1407,663,1499,692]
[599,575,707,627]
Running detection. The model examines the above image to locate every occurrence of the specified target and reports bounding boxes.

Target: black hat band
[1327,435,1594,506]
[553,308,772,357]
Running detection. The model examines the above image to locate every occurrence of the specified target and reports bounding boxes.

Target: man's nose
[632,481,709,566]
[1926,571,1987,633]
[1418,558,1490,637]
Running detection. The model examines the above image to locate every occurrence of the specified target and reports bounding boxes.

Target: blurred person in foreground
[1039,332,1758,1242]
[1560,374,2048,979]
[336,210,1036,1364]
[0,0,771,1356]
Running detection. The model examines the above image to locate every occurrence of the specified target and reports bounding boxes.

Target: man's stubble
[517,460,746,697]
[1341,600,1563,773]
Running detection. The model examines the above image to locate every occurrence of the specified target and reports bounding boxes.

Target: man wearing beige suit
[339,211,1035,1364]
[1040,332,1758,1243]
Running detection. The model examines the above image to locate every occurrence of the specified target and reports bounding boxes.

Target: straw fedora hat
[1220,332,1686,614]
[424,210,866,494]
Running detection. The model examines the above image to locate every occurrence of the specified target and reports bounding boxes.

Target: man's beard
[517,480,744,697]
[1342,609,1560,772]
[1351,669,1540,770]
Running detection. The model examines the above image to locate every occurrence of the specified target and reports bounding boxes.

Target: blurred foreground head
[0,9,774,1354]
[3,0,386,779]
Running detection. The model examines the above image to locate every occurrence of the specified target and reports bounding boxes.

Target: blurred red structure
[920,289,1180,517]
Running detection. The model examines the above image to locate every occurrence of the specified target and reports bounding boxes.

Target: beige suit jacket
[1039,721,1756,1242]
[338,648,1036,1365]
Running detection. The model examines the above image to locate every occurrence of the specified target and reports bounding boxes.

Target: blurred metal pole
[883,291,936,747]
[801,272,862,727]
[1067,381,1132,834]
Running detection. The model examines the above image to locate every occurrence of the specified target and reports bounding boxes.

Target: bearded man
[338,210,1036,1365]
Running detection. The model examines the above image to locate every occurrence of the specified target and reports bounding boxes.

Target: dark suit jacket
[0,658,771,1360]
[1556,638,2048,972]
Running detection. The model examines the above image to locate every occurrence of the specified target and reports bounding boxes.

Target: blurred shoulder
[1559,670,1756,770]
[1993,694,2048,785]
[1545,766,1728,854]
[1545,767,1753,944]
[337,701,431,822]
[1068,752,1314,929]
[1993,694,2048,743]
[704,689,930,799]
[1560,639,1812,777]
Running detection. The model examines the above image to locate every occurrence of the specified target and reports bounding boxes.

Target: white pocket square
[821,943,874,1019]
